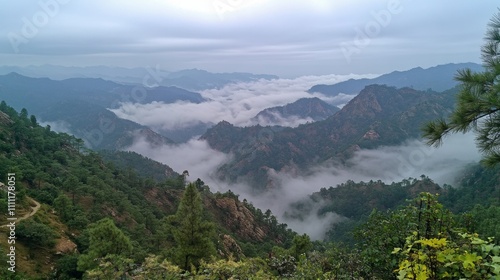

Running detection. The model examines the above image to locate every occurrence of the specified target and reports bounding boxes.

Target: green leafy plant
[394,232,500,279]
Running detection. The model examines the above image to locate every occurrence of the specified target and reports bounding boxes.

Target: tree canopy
[77,218,132,272]
[423,10,500,166]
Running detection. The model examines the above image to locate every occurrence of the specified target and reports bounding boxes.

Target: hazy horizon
[1,1,498,77]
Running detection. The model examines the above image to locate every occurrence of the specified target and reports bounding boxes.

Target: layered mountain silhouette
[202,85,457,189]
[161,68,278,90]
[308,63,482,96]
[0,73,196,149]
[0,72,205,110]
[0,66,278,91]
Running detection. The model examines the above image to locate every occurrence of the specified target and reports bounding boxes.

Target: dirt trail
[1,197,40,227]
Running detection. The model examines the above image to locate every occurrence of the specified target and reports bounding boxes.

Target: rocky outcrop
[55,237,78,255]
[211,197,267,242]
[0,111,12,125]
[363,129,380,140]
[218,234,244,260]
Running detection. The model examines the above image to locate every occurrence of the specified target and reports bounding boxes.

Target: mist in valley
[112,71,484,239]
[110,74,370,132]
[125,119,481,240]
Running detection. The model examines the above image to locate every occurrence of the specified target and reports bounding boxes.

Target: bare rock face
[211,197,267,242]
[55,238,78,255]
[144,188,181,214]
[218,234,245,260]
[0,111,13,125]
[363,129,380,140]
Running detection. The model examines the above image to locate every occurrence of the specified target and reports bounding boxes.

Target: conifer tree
[77,218,132,271]
[424,10,500,165]
[171,182,216,270]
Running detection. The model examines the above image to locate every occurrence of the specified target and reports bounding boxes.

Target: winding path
[1,197,40,227]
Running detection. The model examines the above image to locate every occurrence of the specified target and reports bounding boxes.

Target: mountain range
[308,62,482,96]
[0,63,475,179]
[0,65,278,91]
[201,85,457,189]
[0,64,467,184]
[0,73,206,149]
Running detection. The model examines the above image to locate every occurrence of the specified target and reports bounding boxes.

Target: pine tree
[170,182,216,270]
[77,218,132,272]
[423,10,500,165]
[290,233,313,259]
[53,194,73,222]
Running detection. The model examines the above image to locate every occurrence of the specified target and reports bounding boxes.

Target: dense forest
[0,99,500,279]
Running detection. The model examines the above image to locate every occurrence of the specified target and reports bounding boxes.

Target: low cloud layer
[39,120,72,134]
[111,74,375,132]
[126,138,229,180]
[125,132,481,240]
[253,112,316,128]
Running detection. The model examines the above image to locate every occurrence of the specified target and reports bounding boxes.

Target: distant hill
[39,100,175,150]
[161,68,278,90]
[0,65,149,82]
[0,65,278,91]
[252,97,340,125]
[0,73,209,149]
[308,63,483,96]
[201,85,457,189]
[0,72,205,110]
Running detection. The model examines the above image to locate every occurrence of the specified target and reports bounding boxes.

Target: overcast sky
[1,1,498,77]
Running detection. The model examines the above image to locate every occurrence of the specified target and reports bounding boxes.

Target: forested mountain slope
[202,85,457,189]
[0,102,294,279]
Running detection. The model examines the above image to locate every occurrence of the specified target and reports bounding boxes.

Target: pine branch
[423,10,500,166]
[480,151,500,167]
[422,119,451,146]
